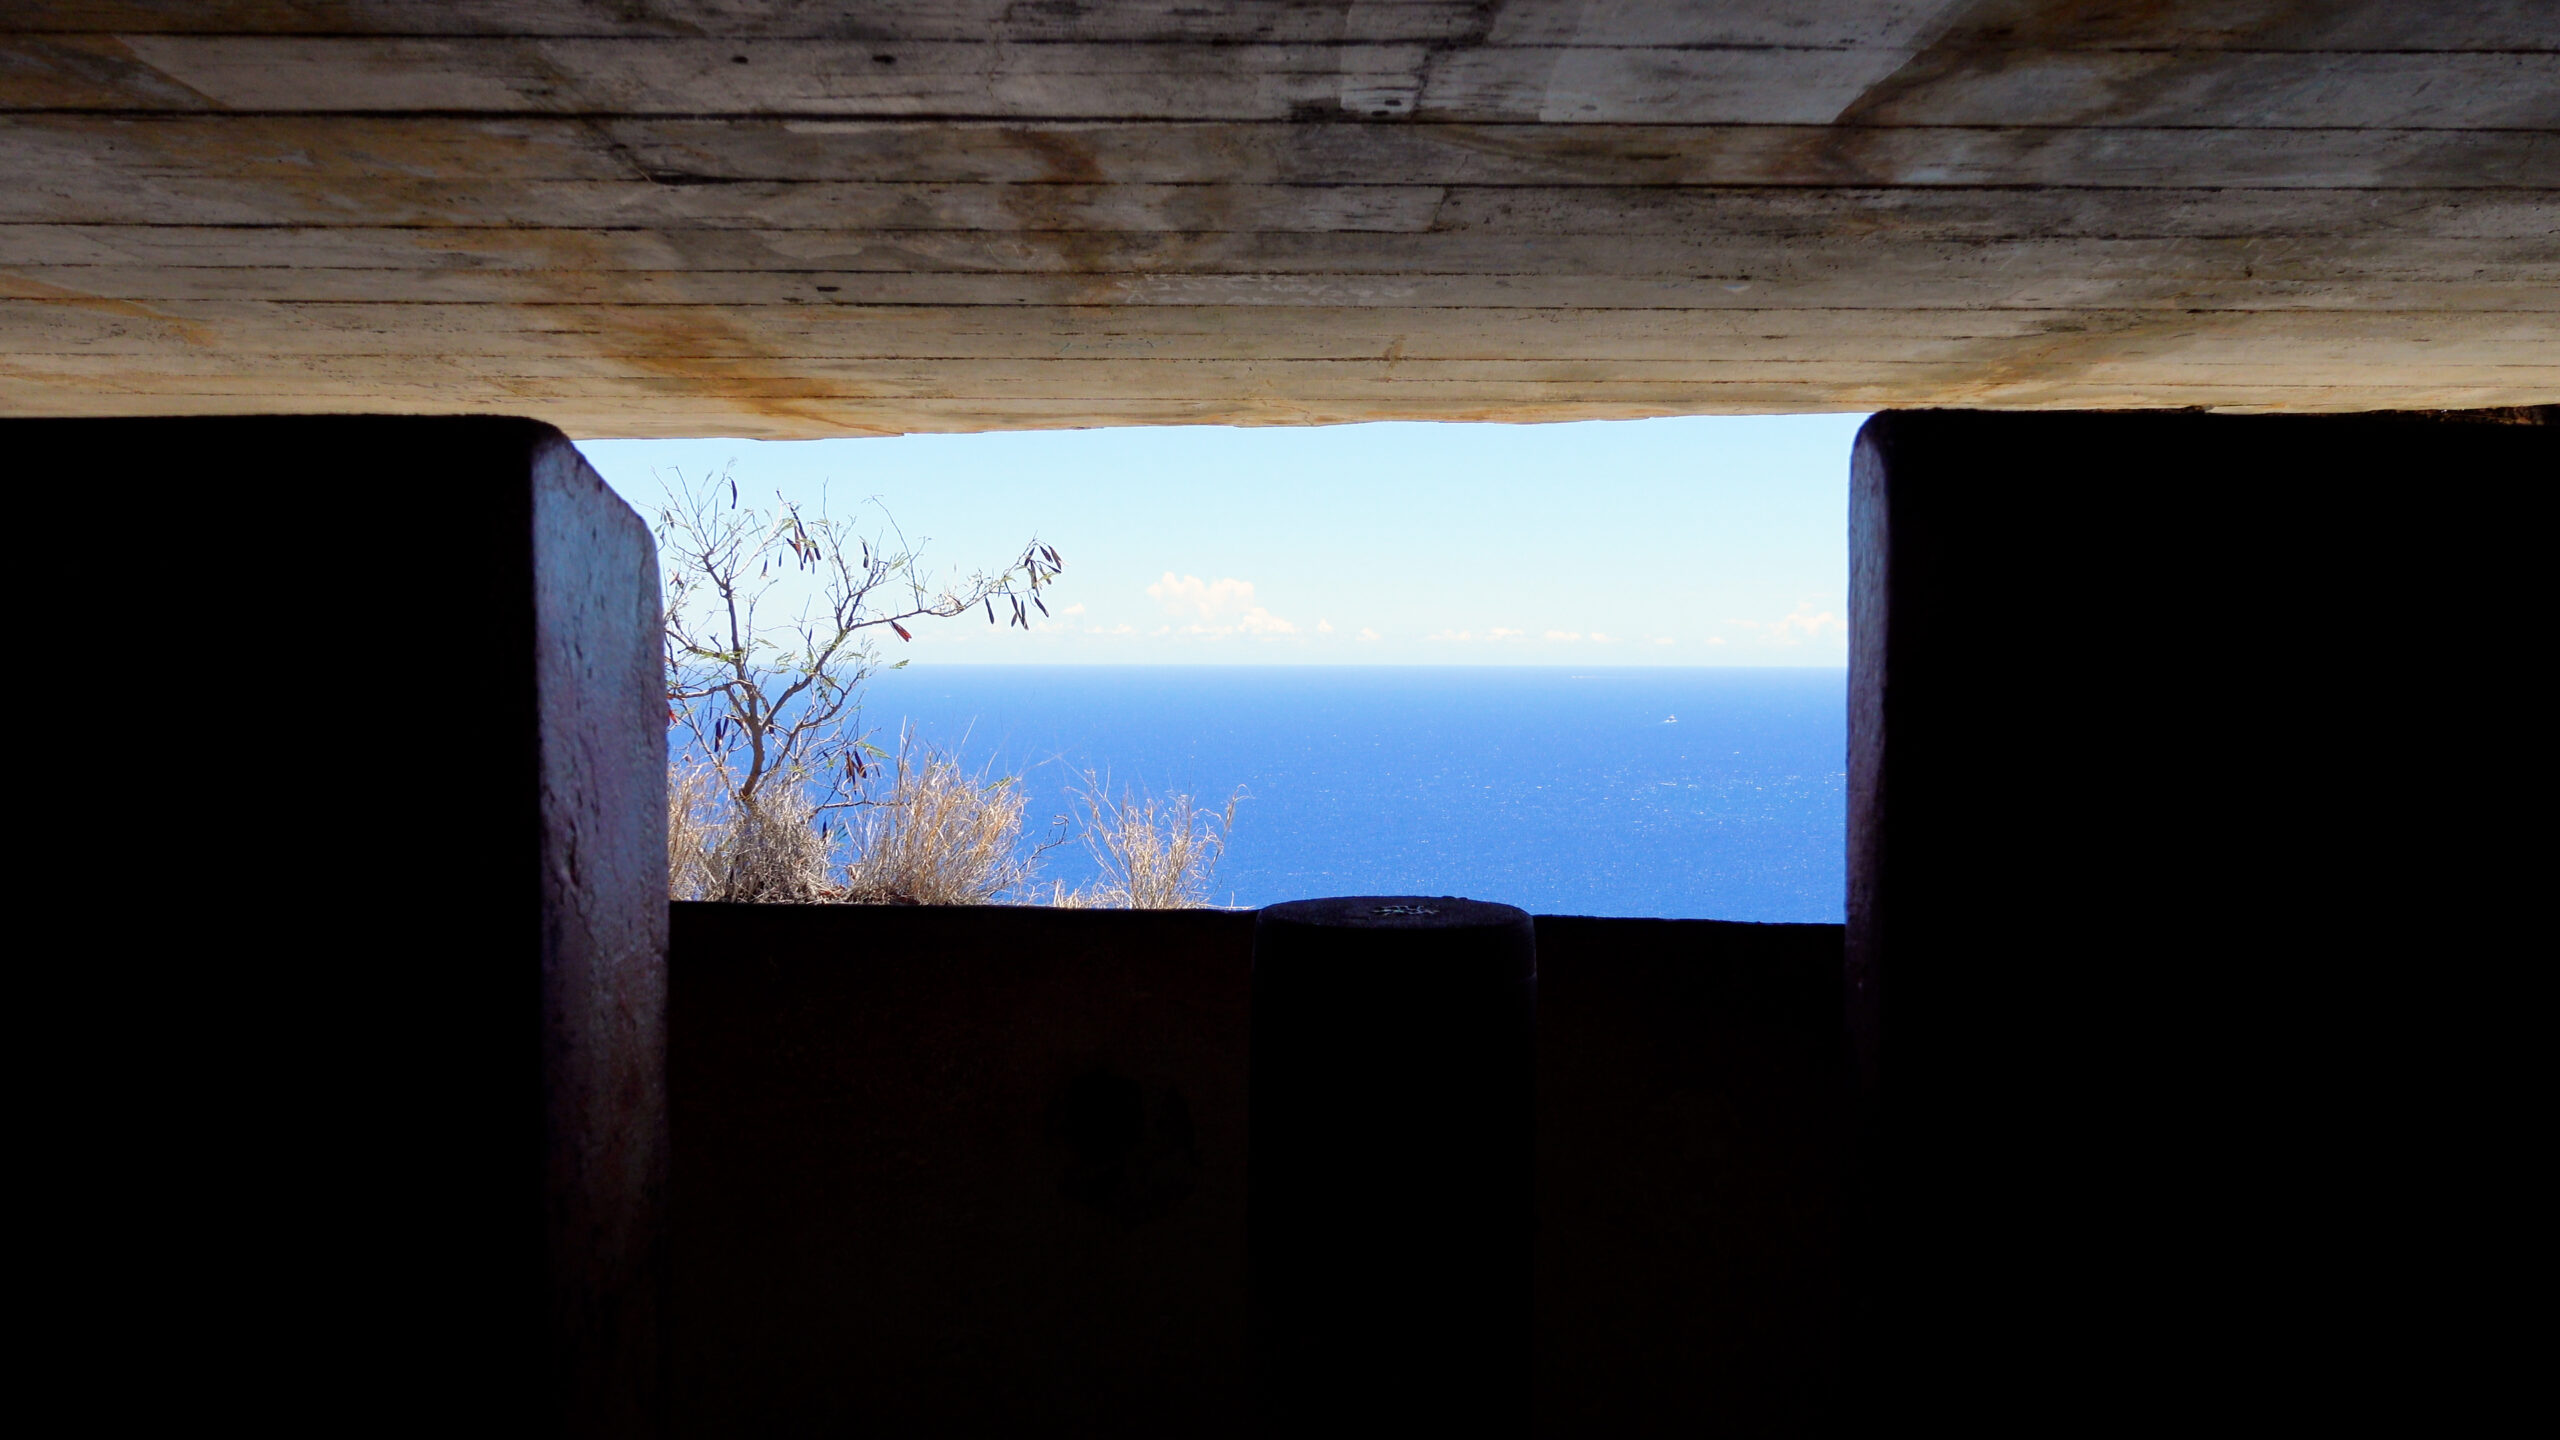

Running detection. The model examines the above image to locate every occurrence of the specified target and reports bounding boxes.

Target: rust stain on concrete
[1795,0,2423,407]
[0,271,218,347]
[997,126,1159,307]
[0,34,221,109]
[497,226,897,435]
[2,2,2551,431]
[1835,0,2334,128]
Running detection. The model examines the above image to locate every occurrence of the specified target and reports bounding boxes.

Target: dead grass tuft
[839,737,1044,905]
[667,758,835,903]
[720,786,836,903]
[665,746,1245,909]
[1058,777,1242,909]
[668,761,724,902]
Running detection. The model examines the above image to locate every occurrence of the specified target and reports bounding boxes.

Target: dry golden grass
[668,761,724,902]
[839,739,1044,905]
[667,758,835,902]
[666,746,1241,909]
[1057,777,1242,909]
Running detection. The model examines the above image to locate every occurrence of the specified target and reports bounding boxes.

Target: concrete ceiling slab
[3,1,2553,434]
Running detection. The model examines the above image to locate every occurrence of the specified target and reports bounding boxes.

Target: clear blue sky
[578,414,1861,667]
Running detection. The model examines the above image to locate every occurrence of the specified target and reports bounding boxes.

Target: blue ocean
[842,666,1844,922]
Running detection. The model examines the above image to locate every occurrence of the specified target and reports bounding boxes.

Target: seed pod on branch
[652,464,1072,901]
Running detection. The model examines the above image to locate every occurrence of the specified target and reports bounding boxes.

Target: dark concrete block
[1846,407,2549,1425]
[16,418,664,1435]
[667,903,1258,1437]
[666,904,1847,1435]
[1249,897,1537,1435]
[1533,916,1847,1438]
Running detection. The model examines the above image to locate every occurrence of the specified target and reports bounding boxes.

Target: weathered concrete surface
[1249,898,1537,1433]
[7,417,667,1432]
[2,2,2553,433]
[667,903,1845,1434]
[1843,407,2550,1426]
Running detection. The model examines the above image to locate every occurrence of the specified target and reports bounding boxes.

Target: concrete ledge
[669,903,1845,1434]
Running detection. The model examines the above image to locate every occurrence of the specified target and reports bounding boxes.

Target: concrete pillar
[1846,408,2548,1424]
[1249,897,1536,1434]
[21,418,665,1434]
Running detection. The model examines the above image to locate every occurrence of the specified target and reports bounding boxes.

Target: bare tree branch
[652,464,1065,898]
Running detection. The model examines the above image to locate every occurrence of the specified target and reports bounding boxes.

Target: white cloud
[1148,572,1251,618]
[1060,602,1087,616]
[1317,619,1334,633]
[1146,571,1297,636]
[1544,629,1582,641]
[1590,632,1615,644]
[1774,601,1844,642]
[1489,627,1525,640]
[1358,627,1381,642]
[1654,636,1678,646]
[1726,600,1845,647]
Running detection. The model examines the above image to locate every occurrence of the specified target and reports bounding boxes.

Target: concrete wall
[1843,407,2548,1426]
[16,416,666,1433]
[26,403,2538,1428]
[4,2,2553,432]
[669,903,1847,1434]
